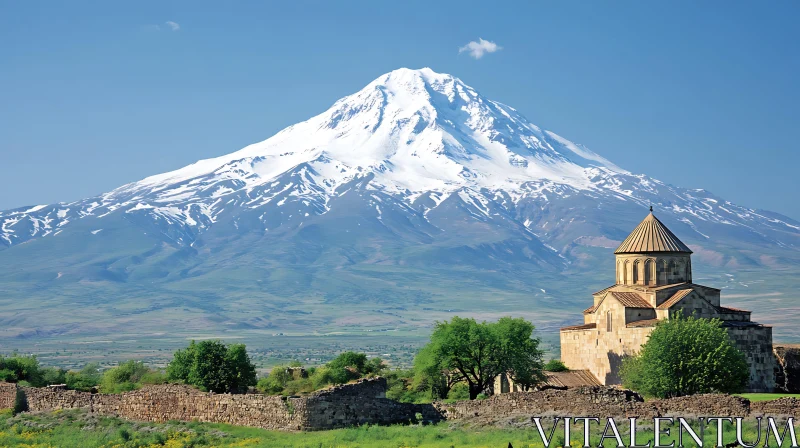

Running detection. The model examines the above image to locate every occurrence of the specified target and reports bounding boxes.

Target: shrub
[543,359,568,372]
[447,382,470,400]
[0,355,42,386]
[40,367,67,386]
[167,341,257,393]
[100,360,158,393]
[256,366,292,395]
[65,363,101,392]
[620,313,749,398]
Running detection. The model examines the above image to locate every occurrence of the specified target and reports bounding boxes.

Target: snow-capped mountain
[2,68,797,255]
[1,68,799,348]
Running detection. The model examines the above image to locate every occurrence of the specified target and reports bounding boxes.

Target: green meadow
[0,408,791,448]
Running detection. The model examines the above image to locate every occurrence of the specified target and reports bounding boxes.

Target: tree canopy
[167,341,257,393]
[620,313,749,398]
[414,316,545,400]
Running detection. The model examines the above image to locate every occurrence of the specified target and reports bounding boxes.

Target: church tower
[559,208,775,392]
[614,209,693,287]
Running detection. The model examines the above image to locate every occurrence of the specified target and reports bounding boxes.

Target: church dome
[614,211,692,254]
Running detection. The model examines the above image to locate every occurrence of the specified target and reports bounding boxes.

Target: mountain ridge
[2,68,798,253]
[1,68,799,359]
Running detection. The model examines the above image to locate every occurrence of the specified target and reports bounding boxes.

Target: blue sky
[2,1,799,219]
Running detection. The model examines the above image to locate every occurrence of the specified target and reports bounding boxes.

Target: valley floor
[0,408,777,448]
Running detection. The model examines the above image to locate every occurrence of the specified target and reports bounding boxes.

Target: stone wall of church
[562,320,776,392]
[560,324,654,386]
[726,325,776,392]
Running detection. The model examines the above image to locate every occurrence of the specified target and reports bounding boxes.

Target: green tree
[225,344,258,394]
[412,344,459,399]
[167,340,257,393]
[414,316,545,400]
[620,313,749,398]
[543,359,568,372]
[0,354,42,386]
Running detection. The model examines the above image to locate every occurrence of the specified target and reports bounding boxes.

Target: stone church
[560,210,775,392]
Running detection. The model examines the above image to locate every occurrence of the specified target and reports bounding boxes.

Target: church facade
[560,211,775,392]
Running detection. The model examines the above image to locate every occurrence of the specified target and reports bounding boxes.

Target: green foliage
[40,367,67,386]
[413,316,545,399]
[65,363,101,392]
[384,369,429,403]
[0,354,42,386]
[446,382,470,400]
[10,409,772,448]
[620,313,750,398]
[225,344,258,394]
[100,360,165,394]
[167,340,257,393]
[256,365,292,395]
[543,359,568,372]
[257,353,387,397]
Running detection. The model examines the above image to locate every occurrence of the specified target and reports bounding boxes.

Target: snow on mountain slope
[1,68,799,255]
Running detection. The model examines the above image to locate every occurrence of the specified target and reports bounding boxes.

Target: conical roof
[614,212,692,254]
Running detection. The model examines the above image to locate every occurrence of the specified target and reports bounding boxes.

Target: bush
[256,366,292,395]
[0,355,42,386]
[447,383,470,400]
[100,360,163,393]
[620,313,749,398]
[543,359,568,372]
[167,341,257,393]
[65,363,101,392]
[256,353,388,397]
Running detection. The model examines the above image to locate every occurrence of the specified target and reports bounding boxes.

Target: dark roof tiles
[610,291,652,308]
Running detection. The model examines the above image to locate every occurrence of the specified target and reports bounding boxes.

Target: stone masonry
[4,381,800,431]
[1,378,442,431]
[561,211,776,392]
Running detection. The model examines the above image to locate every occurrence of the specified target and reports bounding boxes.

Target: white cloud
[165,21,180,31]
[458,38,501,59]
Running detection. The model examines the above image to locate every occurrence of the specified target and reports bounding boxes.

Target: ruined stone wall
[0,378,441,430]
[92,384,308,431]
[0,382,15,409]
[19,385,93,411]
[4,381,800,430]
[435,387,799,424]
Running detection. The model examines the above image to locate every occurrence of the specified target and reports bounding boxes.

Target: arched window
[617,261,622,284]
[623,261,629,285]
[668,260,677,282]
[644,259,653,285]
[607,311,613,332]
[685,260,691,282]
[633,260,640,285]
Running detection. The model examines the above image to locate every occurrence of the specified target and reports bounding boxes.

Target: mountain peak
[130,67,628,198]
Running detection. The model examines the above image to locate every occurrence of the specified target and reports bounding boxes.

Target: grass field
[0,408,785,448]
[737,393,800,402]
